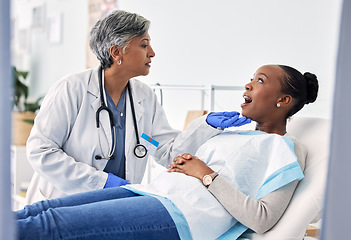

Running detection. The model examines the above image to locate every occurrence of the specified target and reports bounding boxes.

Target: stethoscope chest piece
[134,144,147,158]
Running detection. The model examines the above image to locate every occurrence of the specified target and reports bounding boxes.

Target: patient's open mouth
[243,95,252,103]
[241,95,252,109]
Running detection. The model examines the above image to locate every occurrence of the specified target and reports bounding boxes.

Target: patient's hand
[168,153,214,180]
[171,153,192,165]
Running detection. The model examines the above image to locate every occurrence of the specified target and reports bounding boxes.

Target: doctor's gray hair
[89,10,150,69]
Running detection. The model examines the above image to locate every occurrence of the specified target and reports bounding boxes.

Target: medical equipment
[95,66,147,160]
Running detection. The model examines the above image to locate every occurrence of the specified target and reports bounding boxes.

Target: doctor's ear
[110,45,122,60]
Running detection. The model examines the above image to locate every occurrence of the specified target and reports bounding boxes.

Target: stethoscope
[95,66,147,160]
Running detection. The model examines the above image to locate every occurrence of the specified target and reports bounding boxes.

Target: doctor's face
[241,65,285,123]
[122,33,155,77]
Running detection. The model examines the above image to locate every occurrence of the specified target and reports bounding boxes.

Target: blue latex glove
[103,173,130,188]
[206,111,251,129]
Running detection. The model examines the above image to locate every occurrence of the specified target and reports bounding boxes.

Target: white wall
[118,0,342,129]
[12,0,343,130]
[11,0,88,98]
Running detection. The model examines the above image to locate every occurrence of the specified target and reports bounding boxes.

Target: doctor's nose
[148,46,155,58]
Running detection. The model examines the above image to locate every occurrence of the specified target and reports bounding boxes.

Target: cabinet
[11,145,34,210]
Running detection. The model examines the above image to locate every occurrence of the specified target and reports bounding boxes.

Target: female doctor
[25,10,250,204]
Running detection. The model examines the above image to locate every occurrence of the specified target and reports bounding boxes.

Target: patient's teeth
[243,96,252,102]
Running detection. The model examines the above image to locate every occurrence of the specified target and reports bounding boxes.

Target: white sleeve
[26,78,107,195]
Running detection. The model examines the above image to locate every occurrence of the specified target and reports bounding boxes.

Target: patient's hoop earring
[276,103,281,108]
[117,59,122,65]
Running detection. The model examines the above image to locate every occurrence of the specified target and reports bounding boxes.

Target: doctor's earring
[117,59,122,65]
[276,103,281,108]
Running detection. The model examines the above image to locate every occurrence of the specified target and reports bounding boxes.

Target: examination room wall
[11,0,343,130]
[11,0,88,100]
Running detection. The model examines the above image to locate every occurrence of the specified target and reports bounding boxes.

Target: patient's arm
[169,156,300,233]
[209,176,298,234]
[209,138,307,234]
[168,154,299,233]
[169,138,307,234]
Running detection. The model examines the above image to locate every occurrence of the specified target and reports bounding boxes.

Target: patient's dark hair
[278,65,319,118]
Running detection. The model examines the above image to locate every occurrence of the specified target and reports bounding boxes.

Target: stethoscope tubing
[95,65,147,160]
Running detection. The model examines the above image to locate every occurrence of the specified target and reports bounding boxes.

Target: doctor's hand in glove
[168,153,213,180]
[206,111,251,129]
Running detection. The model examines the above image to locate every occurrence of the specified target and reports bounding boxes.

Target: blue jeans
[16,187,181,240]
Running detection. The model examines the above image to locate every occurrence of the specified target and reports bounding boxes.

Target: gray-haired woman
[25,10,250,204]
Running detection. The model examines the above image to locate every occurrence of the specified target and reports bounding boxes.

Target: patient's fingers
[168,168,183,173]
[173,154,195,165]
[167,163,184,173]
[173,156,185,164]
[181,153,192,160]
[168,162,182,169]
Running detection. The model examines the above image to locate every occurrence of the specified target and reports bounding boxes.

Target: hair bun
[303,72,319,104]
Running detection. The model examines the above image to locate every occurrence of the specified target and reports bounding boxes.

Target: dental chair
[241,117,330,240]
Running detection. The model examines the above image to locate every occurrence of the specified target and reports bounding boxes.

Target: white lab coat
[26,66,221,204]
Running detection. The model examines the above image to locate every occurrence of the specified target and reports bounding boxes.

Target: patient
[15,64,318,240]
